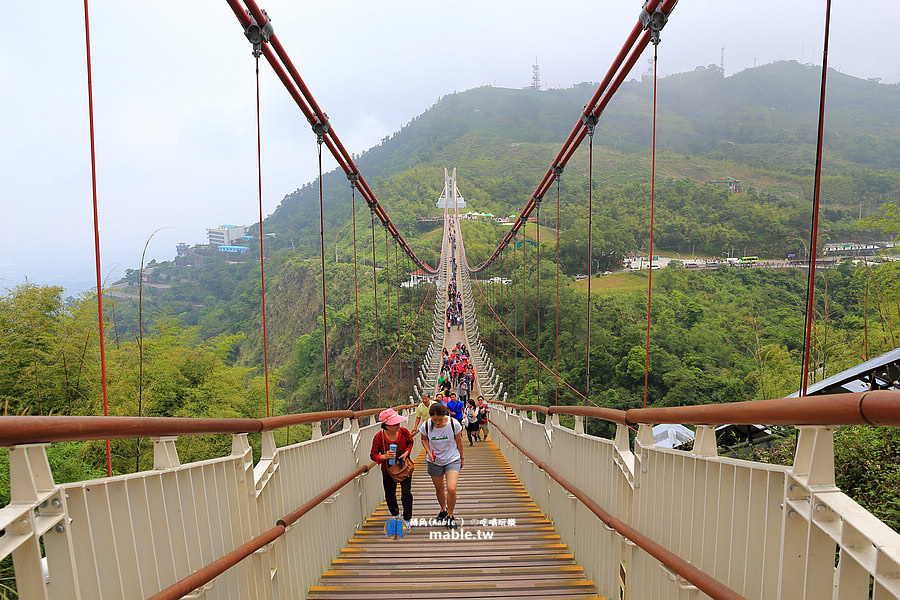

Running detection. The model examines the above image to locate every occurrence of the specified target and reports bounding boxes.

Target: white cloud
[2,0,896,289]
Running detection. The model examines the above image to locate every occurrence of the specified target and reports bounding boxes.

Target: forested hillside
[3,60,900,545]
[94,61,900,415]
[264,61,900,253]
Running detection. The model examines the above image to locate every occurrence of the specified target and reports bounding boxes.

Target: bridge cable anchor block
[581,111,599,137]
[311,115,331,144]
[243,9,273,58]
[639,2,668,46]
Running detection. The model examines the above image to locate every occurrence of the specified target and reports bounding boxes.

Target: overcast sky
[2,0,895,292]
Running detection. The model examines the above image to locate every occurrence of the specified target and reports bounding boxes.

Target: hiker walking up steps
[419,402,464,529]
[371,408,414,524]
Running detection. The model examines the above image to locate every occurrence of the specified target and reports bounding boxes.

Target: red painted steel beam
[470,0,678,272]
[224,0,437,274]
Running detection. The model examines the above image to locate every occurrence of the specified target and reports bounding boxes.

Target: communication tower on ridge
[642,56,654,81]
[531,58,541,90]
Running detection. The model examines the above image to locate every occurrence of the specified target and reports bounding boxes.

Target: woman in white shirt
[418,402,465,529]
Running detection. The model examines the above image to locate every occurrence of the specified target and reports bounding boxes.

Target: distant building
[462,211,497,220]
[207,225,246,246]
[823,242,880,257]
[217,245,249,254]
[436,193,466,209]
[401,269,436,288]
[711,176,741,193]
[176,242,190,257]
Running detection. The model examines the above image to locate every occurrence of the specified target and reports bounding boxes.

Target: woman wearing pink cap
[370,408,414,523]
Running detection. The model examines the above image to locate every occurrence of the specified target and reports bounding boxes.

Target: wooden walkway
[307,439,604,599]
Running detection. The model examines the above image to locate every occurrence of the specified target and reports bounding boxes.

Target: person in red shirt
[452,361,465,385]
[370,408,414,523]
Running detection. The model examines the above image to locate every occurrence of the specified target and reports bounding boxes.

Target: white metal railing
[489,404,900,600]
[2,210,455,600]
[0,412,420,599]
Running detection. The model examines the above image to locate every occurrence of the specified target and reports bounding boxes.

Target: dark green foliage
[834,426,900,531]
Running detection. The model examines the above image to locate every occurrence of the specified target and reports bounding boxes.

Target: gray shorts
[427,459,461,477]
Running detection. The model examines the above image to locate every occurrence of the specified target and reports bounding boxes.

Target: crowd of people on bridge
[369,218,494,532]
[446,271,464,332]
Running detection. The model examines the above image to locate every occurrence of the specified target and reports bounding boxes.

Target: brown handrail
[492,390,900,428]
[148,461,375,600]
[0,403,416,447]
[627,391,899,426]
[6,390,897,448]
[549,404,627,423]
[492,423,745,600]
[492,399,628,422]
[260,410,354,430]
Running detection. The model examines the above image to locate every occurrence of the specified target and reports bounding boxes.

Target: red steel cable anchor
[243,8,272,57]
[639,1,670,46]
[312,116,331,141]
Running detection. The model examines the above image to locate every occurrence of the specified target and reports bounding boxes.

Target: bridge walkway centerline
[306,440,604,599]
[306,209,603,599]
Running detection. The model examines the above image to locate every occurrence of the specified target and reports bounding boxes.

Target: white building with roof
[207,224,246,246]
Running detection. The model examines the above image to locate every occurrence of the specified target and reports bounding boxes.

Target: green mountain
[265,61,899,254]
[100,60,900,414]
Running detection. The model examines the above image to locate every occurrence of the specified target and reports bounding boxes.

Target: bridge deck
[307,441,604,599]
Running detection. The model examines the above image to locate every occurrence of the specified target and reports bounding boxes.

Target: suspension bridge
[3,0,900,598]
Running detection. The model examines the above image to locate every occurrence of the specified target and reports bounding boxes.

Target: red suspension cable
[316,140,332,412]
[254,55,272,418]
[82,0,111,477]
[385,228,394,404]
[351,180,362,406]
[514,233,519,400]
[370,209,382,401]
[468,0,679,273]
[536,203,541,404]
[505,249,511,394]
[328,282,434,430]
[586,124,595,397]
[227,0,438,275]
[522,232,527,400]
[643,44,659,410]
[394,244,403,394]
[404,250,411,398]
[555,177,561,406]
[801,0,833,396]
[471,274,606,409]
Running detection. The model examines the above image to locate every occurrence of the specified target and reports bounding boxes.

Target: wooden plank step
[306,439,603,599]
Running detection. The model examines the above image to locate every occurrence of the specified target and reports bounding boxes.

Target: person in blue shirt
[445,392,464,426]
